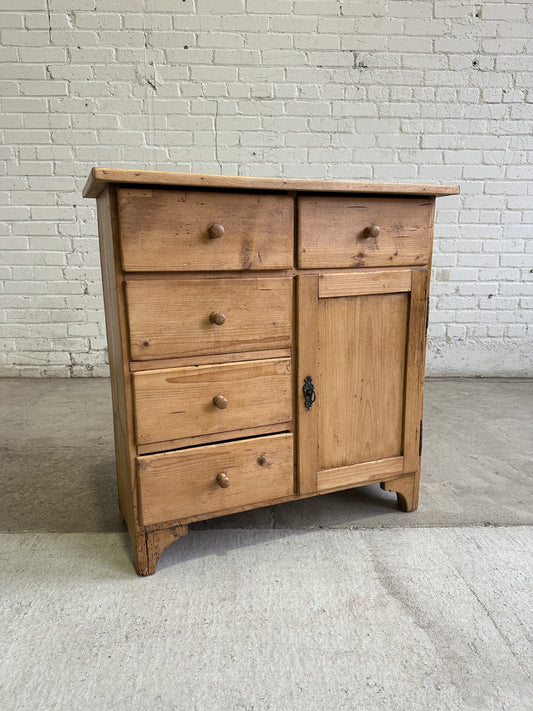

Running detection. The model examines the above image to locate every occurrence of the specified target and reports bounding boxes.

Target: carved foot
[380,473,419,512]
[134,524,188,576]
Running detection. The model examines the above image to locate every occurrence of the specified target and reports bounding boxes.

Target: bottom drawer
[137,433,294,526]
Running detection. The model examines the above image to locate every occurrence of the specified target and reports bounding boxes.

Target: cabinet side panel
[427,198,436,272]
[96,187,138,542]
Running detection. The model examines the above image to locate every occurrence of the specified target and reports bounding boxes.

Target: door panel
[317,292,408,470]
[297,268,429,495]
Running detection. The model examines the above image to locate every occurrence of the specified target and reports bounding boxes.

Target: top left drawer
[117,188,294,272]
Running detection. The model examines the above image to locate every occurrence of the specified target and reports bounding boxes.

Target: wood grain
[96,186,156,576]
[381,474,418,512]
[125,276,292,360]
[83,166,460,199]
[142,525,188,576]
[317,456,403,491]
[133,358,292,446]
[117,188,293,271]
[403,269,430,475]
[140,469,411,529]
[319,269,412,298]
[87,169,448,574]
[96,187,138,551]
[298,195,432,269]
[137,422,291,456]
[137,433,294,525]
[317,287,408,470]
[296,275,319,495]
[129,347,291,372]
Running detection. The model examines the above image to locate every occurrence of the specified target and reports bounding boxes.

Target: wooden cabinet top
[83,167,460,199]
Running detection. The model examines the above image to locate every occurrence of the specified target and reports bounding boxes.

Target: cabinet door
[297,269,429,495]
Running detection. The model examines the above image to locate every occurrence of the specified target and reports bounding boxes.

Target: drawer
[298,195,433,268]
[125,276,292,361]
[117,188,294,271]
[133,358,292,448]
[137,433,294,525]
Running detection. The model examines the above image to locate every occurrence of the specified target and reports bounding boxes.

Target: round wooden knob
[216,472,230,488]
[209,312,226,326]
[208,223,224,239]
[213,394,228,409]
[364,225,380,238]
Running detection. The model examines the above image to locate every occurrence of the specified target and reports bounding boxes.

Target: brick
[356,118,401,134]
[261,50,307,66]
[197,32,245,48]
[294,34,340,50]
[1,29,50,46]
[349,18,403,34]
[198,0,244,10]
[340,0,387,16]
[239,67,285,82]
[389,37,432,53]
[4,0,45,8]
[373,165,418,180]
[0,63,46,80]
[481,4,525,21]
[501,254,533,268]
[221,15,268,31]
[213,49,261,65]
[457,254,499,268]
[402,54,447,69]
[294,1,341,14]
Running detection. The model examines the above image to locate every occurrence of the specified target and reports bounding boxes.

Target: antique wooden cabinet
[84,168,458,575]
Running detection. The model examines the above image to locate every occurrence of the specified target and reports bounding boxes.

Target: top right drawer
[297,195,434,269]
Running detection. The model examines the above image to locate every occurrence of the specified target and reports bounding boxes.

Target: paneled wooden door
[297,269,429,498]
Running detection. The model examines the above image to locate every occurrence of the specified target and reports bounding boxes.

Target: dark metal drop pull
[303,376,316,411]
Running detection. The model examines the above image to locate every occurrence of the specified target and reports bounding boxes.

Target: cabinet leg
[380,473,419,512]
[133,524,188,576]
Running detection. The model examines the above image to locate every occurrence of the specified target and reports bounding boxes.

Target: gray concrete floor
[0,378,532,710]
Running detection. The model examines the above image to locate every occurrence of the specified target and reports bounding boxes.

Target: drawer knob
[208,223,225,239]
[364,225,380,238]
[216,472,230,488]
[209,312,226,326]
[213,394,228,409]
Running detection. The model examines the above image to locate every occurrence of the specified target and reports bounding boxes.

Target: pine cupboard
[84,168,459,575]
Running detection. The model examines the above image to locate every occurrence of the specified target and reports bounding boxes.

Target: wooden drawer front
[137,433,294,525]
[126,276,292,361]
[298,195,433,268]
[117,188,294,271]
[133,358,292,447]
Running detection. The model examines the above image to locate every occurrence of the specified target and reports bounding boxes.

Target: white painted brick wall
[0,0,532,377]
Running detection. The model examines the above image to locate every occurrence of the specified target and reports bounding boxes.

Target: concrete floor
[0,378,532,710]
